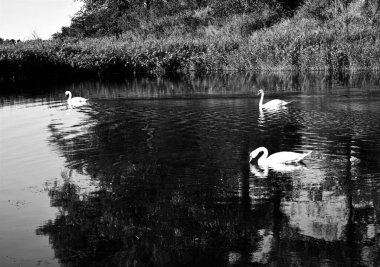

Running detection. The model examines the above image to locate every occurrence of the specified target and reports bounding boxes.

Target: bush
[1,0,380,82]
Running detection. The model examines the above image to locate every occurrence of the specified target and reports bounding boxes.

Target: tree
[55,0,304,38]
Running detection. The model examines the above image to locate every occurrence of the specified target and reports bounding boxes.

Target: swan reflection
[68,101,88,109]
[250,163,308,178]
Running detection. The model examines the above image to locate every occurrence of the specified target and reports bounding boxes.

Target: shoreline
[2,18,380,84]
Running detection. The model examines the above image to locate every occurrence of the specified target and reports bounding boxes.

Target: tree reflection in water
[38,72,380,266]
[39,163,269,266]
[40,101,264,266]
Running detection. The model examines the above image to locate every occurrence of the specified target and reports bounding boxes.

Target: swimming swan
[65,91,88,108]
[258,89,292,108]
[249,147,312,166]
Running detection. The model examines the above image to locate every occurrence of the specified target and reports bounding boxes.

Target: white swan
[249,147,312,166]
[65,91,88,108]
[258,89,292,108]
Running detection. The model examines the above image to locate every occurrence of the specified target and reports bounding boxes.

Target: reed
[1,0,380,82]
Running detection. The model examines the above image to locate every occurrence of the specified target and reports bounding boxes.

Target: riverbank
[1,1,379,83]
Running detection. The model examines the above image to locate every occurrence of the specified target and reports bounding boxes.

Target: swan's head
[249,147,267,163]
[249,149,260,163]
[65,91,70,96]
[257,89,264,95]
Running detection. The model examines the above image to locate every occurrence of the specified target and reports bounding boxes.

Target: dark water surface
[1,72,380,266]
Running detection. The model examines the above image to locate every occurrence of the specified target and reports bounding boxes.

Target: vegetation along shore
[1,0,380,83]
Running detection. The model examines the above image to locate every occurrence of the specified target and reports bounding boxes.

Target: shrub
[1,0,380,82]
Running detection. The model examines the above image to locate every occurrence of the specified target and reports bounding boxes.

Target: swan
[65,91,88,108]
[249,147,312,166]
[258,89,292,108]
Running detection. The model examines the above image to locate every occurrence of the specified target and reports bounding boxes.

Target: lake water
[1,72,380,266]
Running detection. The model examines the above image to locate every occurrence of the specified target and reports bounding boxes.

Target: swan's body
[249,147,312,166]
[65,91,88,108]
[258,89,292,108]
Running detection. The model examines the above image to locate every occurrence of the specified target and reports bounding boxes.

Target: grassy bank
[1,0,380,82]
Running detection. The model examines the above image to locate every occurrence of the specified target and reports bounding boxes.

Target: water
[1,72,380,267]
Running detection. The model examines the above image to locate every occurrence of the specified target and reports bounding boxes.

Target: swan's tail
[302,151,313,159]
[293,151,312,163]
[283,100,295,106]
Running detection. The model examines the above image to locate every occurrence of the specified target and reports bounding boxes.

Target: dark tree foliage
[53,0,304,39]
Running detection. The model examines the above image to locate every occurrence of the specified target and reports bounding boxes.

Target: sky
[0,0,83,40]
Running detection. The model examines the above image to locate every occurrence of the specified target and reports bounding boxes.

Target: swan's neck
[257,147,269,165]
[259,92,264,107]
[67,92,72,100]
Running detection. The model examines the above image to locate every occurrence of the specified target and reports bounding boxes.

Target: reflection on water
[250,163,309,178]
[1,71,380,266]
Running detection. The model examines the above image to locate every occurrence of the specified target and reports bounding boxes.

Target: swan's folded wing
[266,151,306,164]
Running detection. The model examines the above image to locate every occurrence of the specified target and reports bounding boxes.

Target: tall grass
[0,34,241,82]
[1,0,380,82]
[239,0,380,72]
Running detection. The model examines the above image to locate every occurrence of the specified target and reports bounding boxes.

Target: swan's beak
[256,91,261,95]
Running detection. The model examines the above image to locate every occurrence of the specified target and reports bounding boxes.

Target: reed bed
[1,2,380,82]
